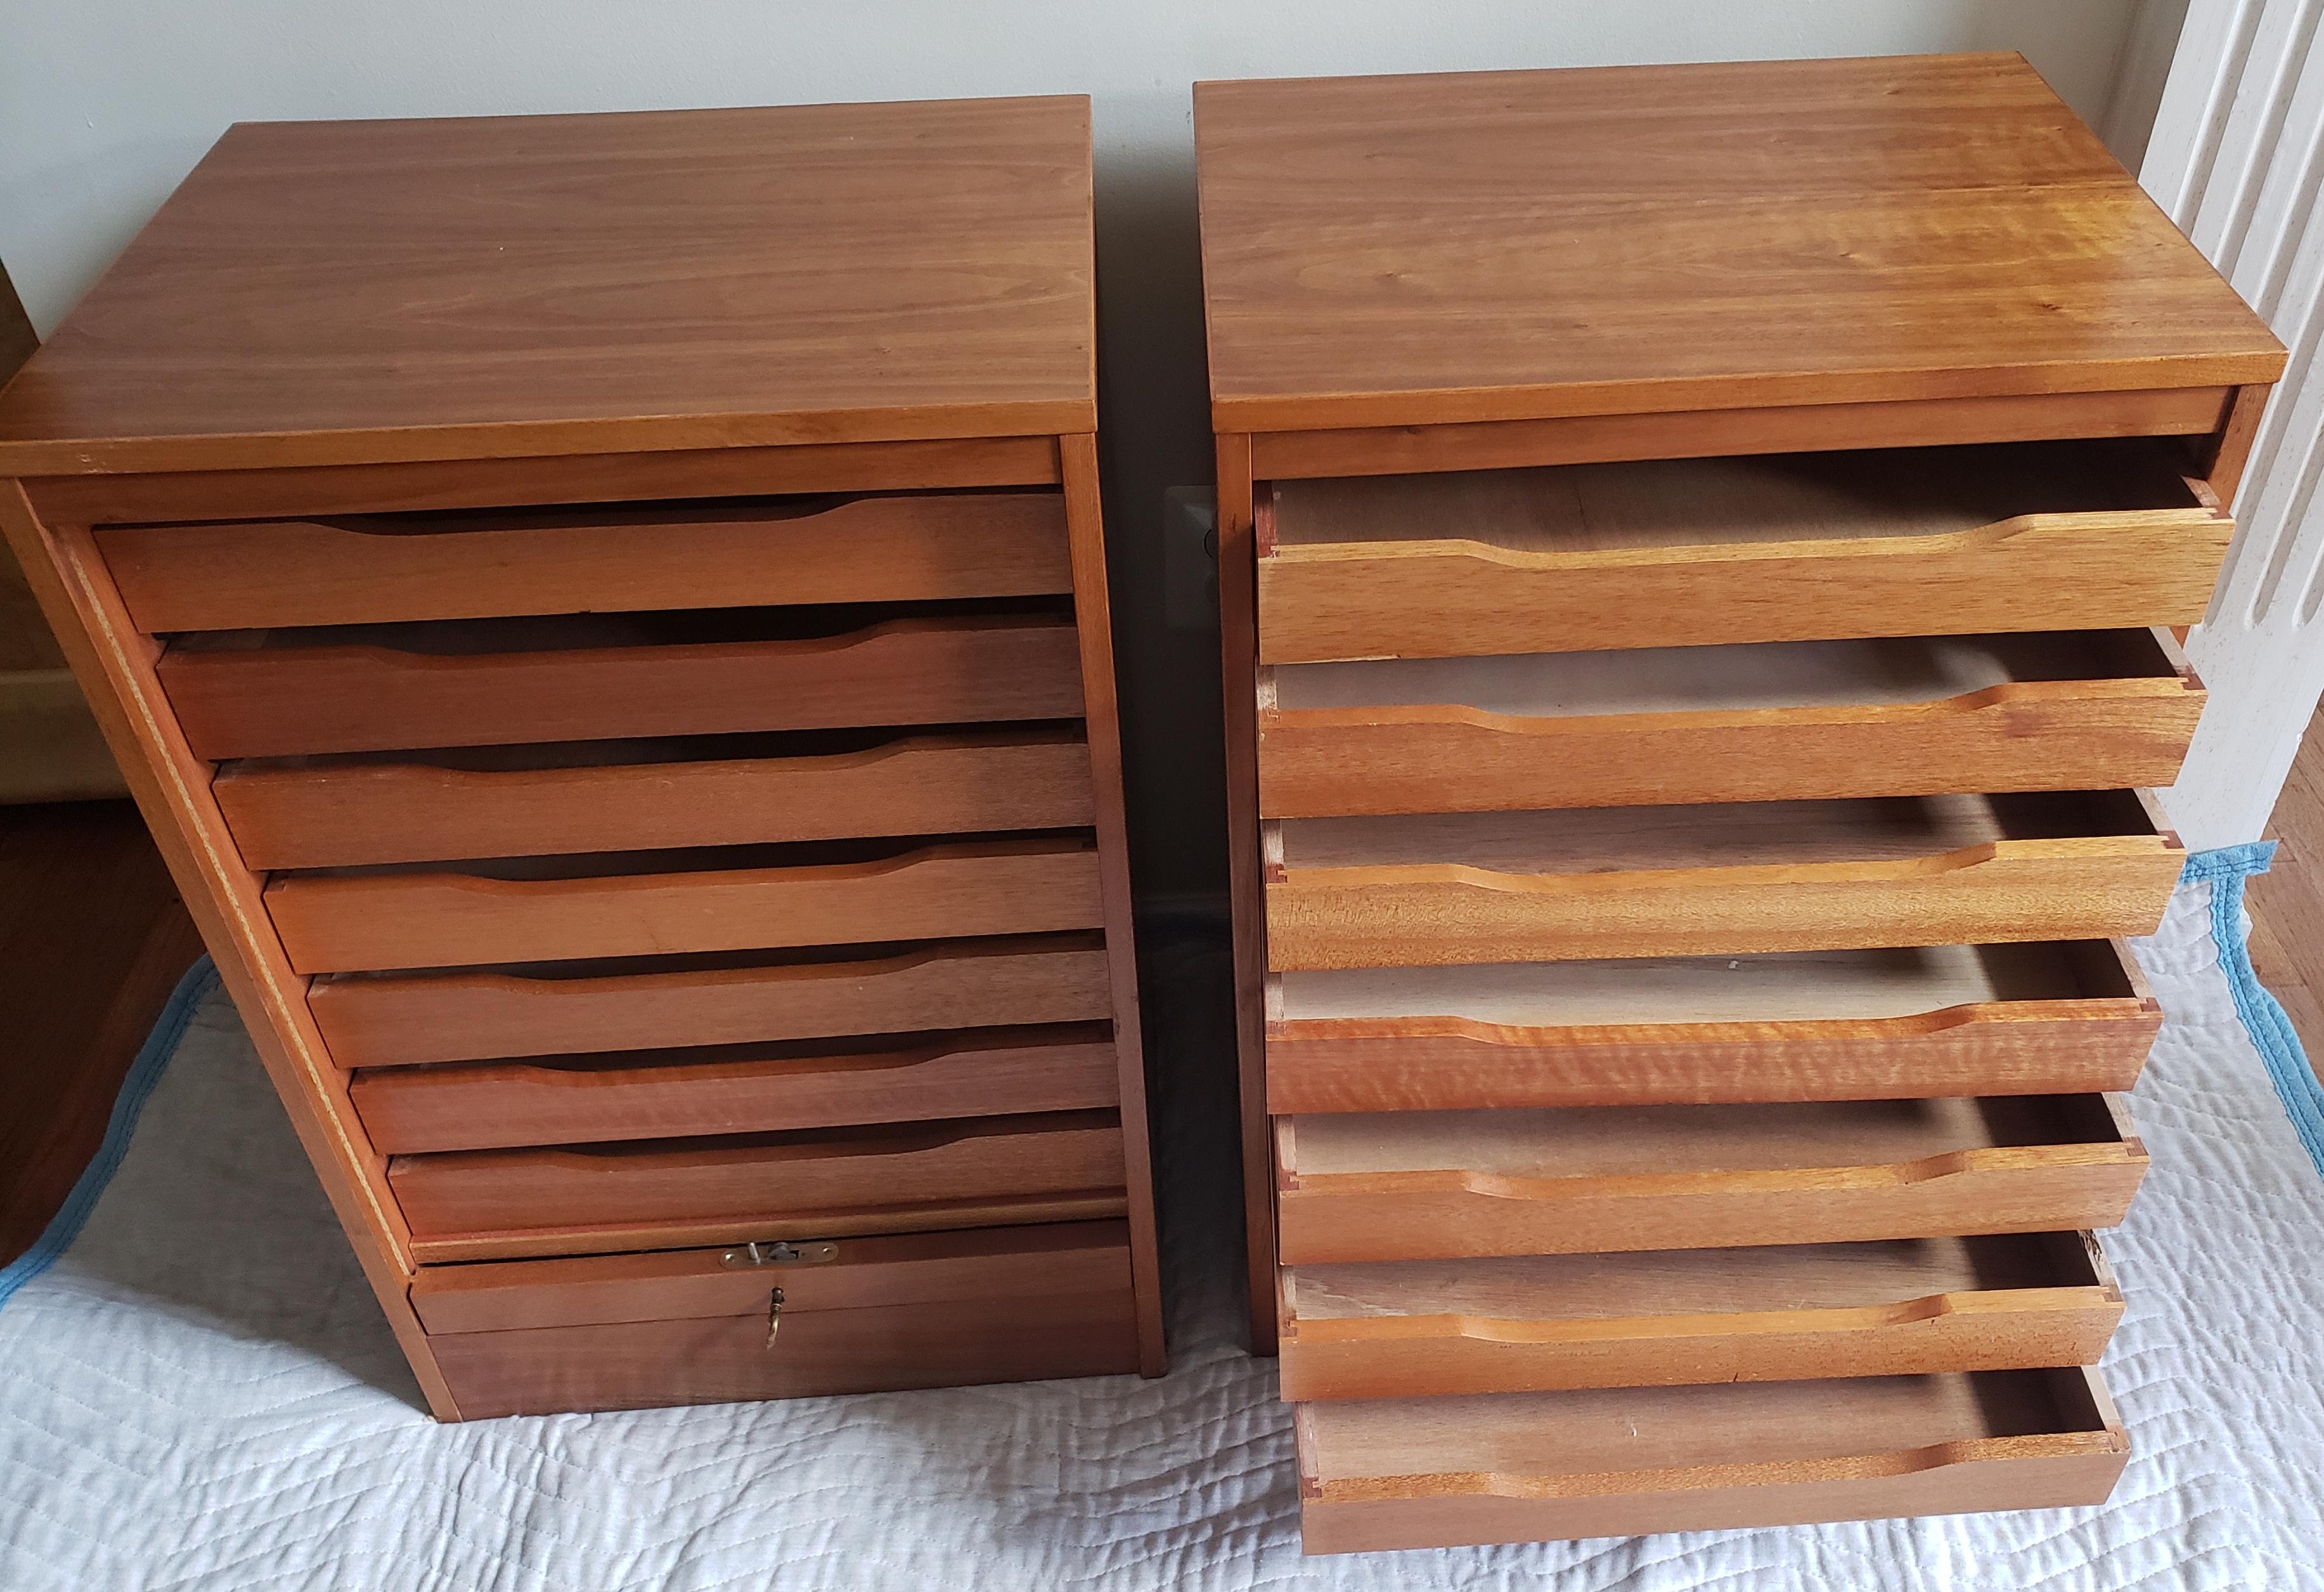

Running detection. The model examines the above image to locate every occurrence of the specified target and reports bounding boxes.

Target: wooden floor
[2245,700,2324,1073]
[0,801,203,1267]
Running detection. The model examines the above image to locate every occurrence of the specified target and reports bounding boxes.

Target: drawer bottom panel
[1296,1367,2128,1554]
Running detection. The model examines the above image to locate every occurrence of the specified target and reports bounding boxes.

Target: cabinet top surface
[0,97,1097,476]
[1193,54,2285,434]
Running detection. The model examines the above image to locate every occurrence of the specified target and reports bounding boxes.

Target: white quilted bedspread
[4,878,2323,1590]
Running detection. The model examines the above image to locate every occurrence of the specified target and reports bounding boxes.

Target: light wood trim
[1265,943,2161,1112]
[1267,835,2183,967]
[1266,799,2185,970]
[1,397,1092,478]
[96,492,1075,632]
[266,838,1105,974]
[1273,1097,2149,1264]
[1277,1232,2124,1400]
[308,933,1114,1068]
[1058,431,1165,1376]
[213,728,1097,870]
[1257,505,2231,666]
[1249,387,2231,480]
[1216,430,1278,1355]
[24,436,1064,526]
[0,482,458,1419]
[1258,630,2205,815]
[160,612,1088,760]
[352,1027,1120,1153]
[1294,1367,2131,1553]
[410,1189,1134,1264]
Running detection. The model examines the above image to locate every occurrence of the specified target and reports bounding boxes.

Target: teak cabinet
[0,96,1165,1418]
[1196,55,2285,1553]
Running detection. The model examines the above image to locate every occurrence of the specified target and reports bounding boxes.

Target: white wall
[0,1,2148,905]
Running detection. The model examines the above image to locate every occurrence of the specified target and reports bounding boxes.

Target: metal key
[765,1287,784,1349]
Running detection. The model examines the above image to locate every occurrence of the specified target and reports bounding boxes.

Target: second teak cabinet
[1198,56,2285,1554]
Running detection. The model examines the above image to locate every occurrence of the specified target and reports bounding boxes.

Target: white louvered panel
[2148,0,2324,848]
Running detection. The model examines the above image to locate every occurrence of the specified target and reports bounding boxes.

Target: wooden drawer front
[160,612,1087,760]
[1258,439,2226,664]
[96,493,1073,633]
[307,934,1113,1068]
[1260,630,2202,816]
[1294,1368,2129,1553]
[420,1226,1139,1416]
[410,1220,1135,1333]
[390,1110,1126,1258]
[354,1027,1120,1153]
[214,729,1097,870]
[1266,791,2183,971]
[432,1281,1140,1420]
[1273,1094,2146,1264]
[1278,1231,2122,1401]
[268,838,1104,974]
[1267,942,2159,1112]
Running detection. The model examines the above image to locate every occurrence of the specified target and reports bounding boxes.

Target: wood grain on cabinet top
[1194,55,2284,432]
[0,98,1097,474]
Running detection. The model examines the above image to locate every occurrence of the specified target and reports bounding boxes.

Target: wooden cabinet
[0,96,1163,1417]
[1198,55,2283,1552]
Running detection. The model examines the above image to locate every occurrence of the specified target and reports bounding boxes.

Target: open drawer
[213,727,1099,870]
[266,836,1105,973]
[352,1025,1121,1153]
[1256,436,2228,664]
[1267,941,2159,1111]
[1273,1094,2146,1264]
[1265,790,2183,969]
[1258,628,2202,815]
[306,933,1114,1068]
[1278,1231,2122,1401]
[96,492,1073,632]
[413,1220,1140,1419]
[1294,1368,2129,1553]
[389,1108,1128,1262]
[157,604,1087,759]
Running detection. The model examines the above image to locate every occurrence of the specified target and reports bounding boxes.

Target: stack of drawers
[0,97,1164,1418]
[1196,58,2288,1553]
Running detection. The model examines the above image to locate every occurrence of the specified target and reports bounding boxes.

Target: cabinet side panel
[1216,432,1279,1354]
[0,480,456,1418]
[1059,432,1166,1375]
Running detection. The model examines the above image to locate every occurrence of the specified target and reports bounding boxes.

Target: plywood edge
[24,434,1066,526]
[1215,364,2267,439]
[0,397,1098,479]
[1245,387,2239,480]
